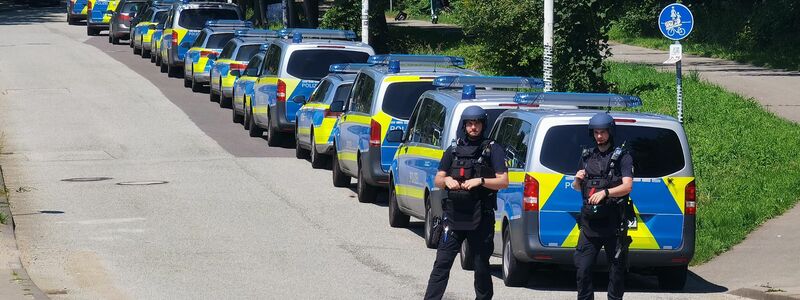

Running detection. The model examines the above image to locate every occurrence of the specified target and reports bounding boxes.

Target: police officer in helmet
[424,106,509,300]
[571,112,634,300]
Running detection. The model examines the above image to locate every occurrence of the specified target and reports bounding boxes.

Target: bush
[320,0,389,53]
[552,0,614,92]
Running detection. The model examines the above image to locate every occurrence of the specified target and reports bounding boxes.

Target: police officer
[424,106,509,300]
[571,112,634,300]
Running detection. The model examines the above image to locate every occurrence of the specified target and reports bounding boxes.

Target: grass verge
[389,24,800,264]
[608,24,800,71]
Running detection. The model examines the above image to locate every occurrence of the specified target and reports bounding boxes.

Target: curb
[731,288,800,300]
[0,165,49,300]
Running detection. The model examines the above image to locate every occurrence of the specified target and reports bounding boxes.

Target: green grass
[608,24,800,71]
[386,9,459,25]
[390,25,800,264]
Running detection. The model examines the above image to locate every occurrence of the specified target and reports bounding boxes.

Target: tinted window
[409,99,446,147]
[205,33,234,48]
[286,50,370,80]
[308,80,331,104]
[178,9,240,30]
[540,124,686,177]
[153,10,167,23]
[456,108,506,140]
[191,31,207,47]
[349,74,375,114]
[235,44,260,61]
[332,84,352,104]
[260,45,281,76]
[122,2,140,14]
[243,54,263,76]
[492,118,532,169]
[381,82,436,120]
[219,42,236,59]
[140,9,153,21]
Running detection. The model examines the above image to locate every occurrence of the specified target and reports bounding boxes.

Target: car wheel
[424,204,439,249]
[243,97,252,129]
[502,228,530,287]
[388,184,410,228]
[133,44,140,54]
[309,131,327,169]
[191,77,203,92]
[356,165,378,203]
[160,59,168,73]
[295,125,310,159]
[331,148,351,187]
[459,240,475,270]
[112,35,120,45]
[266,111,283,147]
[67,14,76,25]
[247,103,263,137]
[150,50,157,63]
[657,265,688,290]
[87,26,97,36]
[167,63,180,78]
[142,49,150,58]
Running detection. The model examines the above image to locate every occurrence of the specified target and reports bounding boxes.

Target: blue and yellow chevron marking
[391,145,444,202]
[297,102,340,147]
[135,22,156,43]
[501,172,693,250]
[233,75,258,111]
[72,0,89,15]
[89,0,117,23]
[253,77,317,122]
[171,29,198,61]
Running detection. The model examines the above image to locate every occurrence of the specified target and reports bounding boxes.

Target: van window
[349,74,375,114]
[308,80,331,104]
[178,9,240,30]
[260,45,281,76]
[409,99,446,147]
[540,125,686,177]
[457,108,507,141]
[332,84,353,105]
[191,31,207,47]
[219,42,236,59]
[205,33,234,48]
[243,54,263,76]
[153,10,167,23]
[381,82,436,120]
[492,118,532,169]
[235,44,260,61]
[286,50,370,80]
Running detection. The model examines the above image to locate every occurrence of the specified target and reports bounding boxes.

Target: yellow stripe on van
[395,184,425,200]
[401,146,443,160]
[663,176,694,214]
[383,76,434,83]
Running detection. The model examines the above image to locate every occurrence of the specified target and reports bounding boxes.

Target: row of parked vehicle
[69,0,697,290]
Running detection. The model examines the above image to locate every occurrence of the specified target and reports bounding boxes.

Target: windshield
[286,49,370,80]
[178,9,240,30]
[381,82,437,120]
[235,44,260,61]
[205,33,234,48]
[539,124,686,177]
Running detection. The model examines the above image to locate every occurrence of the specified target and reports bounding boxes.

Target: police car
[384,76,549,248]
[150,13,168,64]
[294,64,370,168]
[86,0,119,36]
[248,29,375,146]
[208,29,278,108]
[481,94,695,289]
[331,55,480,204]
[230,45,267,126]
[130,6,169,56]
[67,0,89,25]
[183,20,252,92]
[159,1,242,77]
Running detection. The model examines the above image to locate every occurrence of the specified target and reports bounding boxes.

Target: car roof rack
[513,92,643,108]
[367,54,465,67]
[204,20,253,30]
[234,29,279,39]
[433,75,543,89]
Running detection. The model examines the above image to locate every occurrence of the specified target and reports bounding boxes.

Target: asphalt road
[0,5,744,300]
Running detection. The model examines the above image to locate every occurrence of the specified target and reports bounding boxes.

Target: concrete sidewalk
[609,43,800,299]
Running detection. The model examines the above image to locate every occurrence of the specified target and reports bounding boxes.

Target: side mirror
[230,70,241,77]
[292,95,306,104]
[207,53,218,60]
[386,129,405,143]
[179,41,191,49]
[329,101,345,113]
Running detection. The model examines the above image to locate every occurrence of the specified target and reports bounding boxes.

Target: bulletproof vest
[445,138,496,231]
[579,146,627,237]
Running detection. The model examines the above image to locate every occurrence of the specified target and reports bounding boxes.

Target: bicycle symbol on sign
[664,7,686,37]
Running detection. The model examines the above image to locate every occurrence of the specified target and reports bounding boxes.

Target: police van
[248,29,375,146]
[183,20,252,92]
[209,29,279,108]
[331,55,480,204]
[485,94,695,289]
[159,1,242,77]
[385,76,551,249]
[294,64,370,168]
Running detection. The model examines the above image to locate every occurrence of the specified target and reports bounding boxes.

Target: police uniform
[424,137,507,300]
[575,146,633,300]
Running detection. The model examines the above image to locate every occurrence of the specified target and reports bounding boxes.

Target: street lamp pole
[361,0,369,44]
[543,0,554,92]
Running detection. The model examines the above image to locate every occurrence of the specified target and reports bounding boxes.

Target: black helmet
[588,112,615,136]
[461,106,488,126]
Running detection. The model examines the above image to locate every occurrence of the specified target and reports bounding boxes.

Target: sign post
[658,3,693,123]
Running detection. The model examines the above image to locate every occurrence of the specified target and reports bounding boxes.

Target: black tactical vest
[579,147,626,237]
[445,138,496,231]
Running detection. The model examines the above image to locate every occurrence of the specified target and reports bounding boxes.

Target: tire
[167,63,180,78]
[357,165,378,203]
[424,205,439,249]
[142,49,150,58]
[388,184,410,228]
[151,50,157,63]
[112,35,120,45]
[247,103,263,137]
[160,59,168,73]
[210,89,220,102]
[266,111,283,147]
[243,97,252,129]
[657,265,688,290]
[87,26,98,36]
[218,79,231,108]
[191,77,203,92]
[67,15,76,25]
[502,229,530,287]
[332,149,351,187]
[232,93,244,124]
[295,125,310,159]
[108,34,112,43]
[309,131,327,169]
[184,76,191,87]
[459,241,475,270]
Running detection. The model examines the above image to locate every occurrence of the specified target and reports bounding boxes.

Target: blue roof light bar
[367,54,466,67]
[433,76,544,89]
[259,44,270,51]
[278,28,357,41]
[513,92,643,108]
[204,20,253,29]
[329,63,375,74]
[234,29,279,38]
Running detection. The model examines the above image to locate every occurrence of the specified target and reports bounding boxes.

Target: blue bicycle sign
[659,3,694,40]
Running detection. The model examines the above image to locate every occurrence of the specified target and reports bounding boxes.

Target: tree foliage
[320,0,390,53]
[552,0,613,92]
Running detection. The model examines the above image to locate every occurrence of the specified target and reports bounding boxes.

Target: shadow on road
[0,0,64,26]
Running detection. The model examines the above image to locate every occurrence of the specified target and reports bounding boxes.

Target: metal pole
[675,41,684,123]
[361,0,369,44]
[543,0,554,92]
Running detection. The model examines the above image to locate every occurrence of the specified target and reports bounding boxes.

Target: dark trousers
[424,215,494,300]
[574,230,628,300]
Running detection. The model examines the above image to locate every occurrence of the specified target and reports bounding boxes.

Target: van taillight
[171,31,178,47]
[119,13,131,22]
[369,119,381,147]
[230,63,247,71]
[523,174,539,211]
[276,79,286,102]
[324,109,341,118]
[86,0,92,10]
[685,180,696,215]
